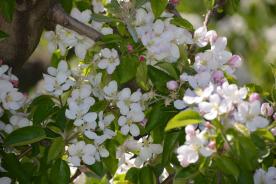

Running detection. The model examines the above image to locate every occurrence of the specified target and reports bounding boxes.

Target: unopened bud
[139,55,145,62]
[205,121,212,129]
[208,141,216,150]
[166,80,178,91]
[261,102,274,117]
[212,70,224,85]
[270,128,276,136]
[249,93,260,102]
[169,0,180,5]
[11,80,19,88]
[127,44,133,53]
[228,55,242,68]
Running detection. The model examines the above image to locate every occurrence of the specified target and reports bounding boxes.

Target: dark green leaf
[49,159,70,184]
[88,161,105,177]
[0,30,9,41]
[2,153,31,183]
[150,0,168,18]
[162,131,181,165]
[170,17,194,32]
[135,0,148,8]
[47,137,65,162]
[5,127,46,146]
[215,156,239,180]
[165,110,202,131]
[125,167,140,183]
[58,0,73,13]
[148,65,173,94]
[0,0,15,22]
[155,62,179,79]
[139,166,156,184]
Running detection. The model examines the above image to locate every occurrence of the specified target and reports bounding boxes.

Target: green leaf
[88,162,105,177]
[112,55,139,84]
[48,137,65,162]
[139,166,156,184]
[215,156,239,180]
[253,128,275,142]
[125,167,140,183]
[0,30,8,41]
[155,62,179,79]
[150,0,168,18]
[91,13,120,23]
[0,0,15,22]
[162,131,181,165]
[58,0,73,13]
[28,95,56,125]
[2,153,31,183]
[170,17,194,32]
[75,1,90,11]
[49,159,70,184]
[148,65,173,94]
[165,110,202,131]
[145,102,172,132]
[5,127,46,146]
[136,62,150,91]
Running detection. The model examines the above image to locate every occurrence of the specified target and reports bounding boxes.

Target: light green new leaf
[136,62,150,91]
[91,13,120,23]
[48,137,65,162]
[5,127,46,146]
[170,17,194,32]
[165,110,202,131]
[150,0,168,18]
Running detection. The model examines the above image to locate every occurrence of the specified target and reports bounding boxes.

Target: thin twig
[18,147,32,159]
[203,0,227,27]
[48,4,103,41]
[70,169,81,182]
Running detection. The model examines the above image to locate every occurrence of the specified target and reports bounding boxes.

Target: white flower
[95,48,120,74]
[91,21,113,35]
[43,60,74,96]
[93,143,109,161]
[68,141,96,166]
[234,101,269,132]
[88,73,105,100]
[177,145,199,167]
[254,167,276,184]
[199,94,230,120]
[116,88,142,115]
[134,137,163,167]
[103,80,118,100]
[1,91,25,110]
[181,71,211,89]
[73,33,95,59]
[217,81,247,105]
[0,80,14,95]
[3,114,31,134]
[183,82,214,104]
[92,0,105,13]
[118,115,140,136]
[71,8,91,24]
[0,177,11,184]
[173,100,187,110]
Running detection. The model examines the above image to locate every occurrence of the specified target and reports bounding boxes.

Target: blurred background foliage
[28,0,276,95]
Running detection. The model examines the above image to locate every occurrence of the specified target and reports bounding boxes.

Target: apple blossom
[94,48,120,74]
[260,102,274,116]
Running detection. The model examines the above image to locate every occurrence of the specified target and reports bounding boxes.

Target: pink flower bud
[212,70,224,85]
[0,59,3,65]
[10,80,19,88]
[127,44,133,53]
[139,55,145,62]
[140,118,148,127]
[249,93,260,102]
[208,141,216,150]
[205,30,218,45]
[261,103,274,116]
[169,0,179,5]
[228,55,242,68]
[166,80,178,91]
[273,112,276,120]
[270,128,276,136]
[185,125,195,136]
[205,121,212,129]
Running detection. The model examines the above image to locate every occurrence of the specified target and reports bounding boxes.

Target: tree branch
[48,4,103,41]
[203,0,226,27]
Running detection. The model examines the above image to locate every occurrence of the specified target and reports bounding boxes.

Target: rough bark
[0,0,55,72]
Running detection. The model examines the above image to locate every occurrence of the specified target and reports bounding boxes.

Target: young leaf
[91,13,120,23]
[165,110,202,131]
[150,0,168,18]
[170,17,194,32]
[155,62,179,79]
[49,159,70,184]
[5,127,46,146]
[136,62,150,91]
[48,137,65,162]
